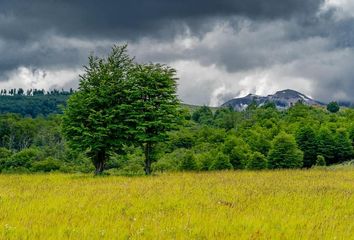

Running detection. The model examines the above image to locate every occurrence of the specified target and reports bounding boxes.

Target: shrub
[31,157,62,172]
[247,152,267,170]
[152,158,178,172]
[5,148,43,169]
[316,155,326,166]
[120,158,145,175]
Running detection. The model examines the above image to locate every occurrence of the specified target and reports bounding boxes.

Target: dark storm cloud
[0,0,324,41]
[0,0,353,105]
[0,0,326,76]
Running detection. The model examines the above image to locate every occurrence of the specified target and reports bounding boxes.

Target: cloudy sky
[0,0,354,106]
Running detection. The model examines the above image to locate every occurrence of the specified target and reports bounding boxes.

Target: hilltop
[222,89,325,111]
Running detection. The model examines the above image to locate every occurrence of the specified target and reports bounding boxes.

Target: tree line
[0,100,352,174]
[0,88,73,96]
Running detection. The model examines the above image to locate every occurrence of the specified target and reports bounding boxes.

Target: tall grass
[0,169,354,239]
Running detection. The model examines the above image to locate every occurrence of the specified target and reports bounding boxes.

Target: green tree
[334,128,353,163]
[192,106,214,125]
[349,125,354,147]
[295,125,318,168]
[317,127,336,165]
[247,151,267,170]
[179,150,198,171]
[209,152,233,170]
[327,101,340,113]
[268,132,303,169]
[124,64,180,175]
[222,136,251,169]
[62,45,134,174]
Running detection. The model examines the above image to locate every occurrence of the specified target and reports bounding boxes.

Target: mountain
[221,89,325,111]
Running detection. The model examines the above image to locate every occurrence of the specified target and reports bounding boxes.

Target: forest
[0,90,71,117]
[0,101,353,175]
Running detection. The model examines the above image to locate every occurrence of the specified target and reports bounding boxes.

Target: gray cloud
[0,0,354,105]
[0,0,324,39]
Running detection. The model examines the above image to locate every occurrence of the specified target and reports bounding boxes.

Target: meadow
[1,169,354,239]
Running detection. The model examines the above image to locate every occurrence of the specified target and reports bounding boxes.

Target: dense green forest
[0,89,71,117]
[0,102,353,174]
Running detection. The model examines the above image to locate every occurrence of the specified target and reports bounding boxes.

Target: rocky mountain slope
[221,89,325,111]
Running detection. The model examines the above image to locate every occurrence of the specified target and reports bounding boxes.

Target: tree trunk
[144,143,152,175]
[93,150,106,175]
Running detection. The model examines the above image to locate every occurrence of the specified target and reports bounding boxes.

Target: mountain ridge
[221,89,326,111]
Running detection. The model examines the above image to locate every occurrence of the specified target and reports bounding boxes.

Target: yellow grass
[1,169,354,239]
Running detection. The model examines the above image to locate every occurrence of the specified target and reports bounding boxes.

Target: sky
[0,0,354,106]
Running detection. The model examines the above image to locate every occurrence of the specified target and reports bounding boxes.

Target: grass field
[1,169,354,239]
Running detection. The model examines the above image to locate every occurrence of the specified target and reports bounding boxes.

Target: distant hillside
[222,89,326,111]
[0,96,208,117]
[181,103,220,112]
[0,95,70,117]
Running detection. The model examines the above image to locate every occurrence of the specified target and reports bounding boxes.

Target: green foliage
[3,148,43,170]
[334,128,353,163]
[243,128,271,156]
[168,129,195,150]
[152,148,188,172]
[62,44,135,174]
[119,158,145,176]
[214,107,238,129]
[209,152,233,170]
[0,147,12,159]
[295,125,318,167]
[152,158,178,172]
[31,157,62,172]
[316,155,326,166]
[268,132,303,169]
[124,63,181,174]
[349,125,354,145]
[327,101,340,113]
[179,150,198,171]
[0,94,69,117]
[222,136,251,169]
[192,106,214,125]
[62,45,181,174]
[317,127,337,165]
[247,152,267,170]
